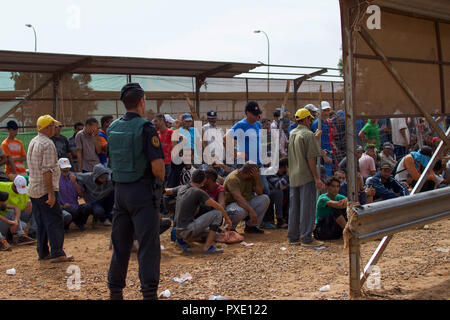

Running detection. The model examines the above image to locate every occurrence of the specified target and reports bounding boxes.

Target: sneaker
[244,226,264,234]
[204,245,224,254]
[103,220,112,226]
[0,239,12,251]
[301,239,325,247]
[13,234,37,246]
[261,222,276,229]
[176,238,192,253]
[289,239,301,246]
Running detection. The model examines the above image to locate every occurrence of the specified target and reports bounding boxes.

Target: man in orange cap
[26,115,74,263]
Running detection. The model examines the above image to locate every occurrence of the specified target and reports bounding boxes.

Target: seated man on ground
[0,175,36,239]
[223,162,270,234]
[313,177,348,241]
[394,146,436,192]
[263,157,289,229]
[366,162,410,201]
[75,163,114,226]
[0,191,35,251]
[58,158,93,231]
[164,169,232,254]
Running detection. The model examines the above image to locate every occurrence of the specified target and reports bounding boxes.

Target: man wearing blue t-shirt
[227,101,263,166]
[312,101,333,177]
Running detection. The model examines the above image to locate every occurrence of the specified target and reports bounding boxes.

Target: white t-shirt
[390,117,410,146]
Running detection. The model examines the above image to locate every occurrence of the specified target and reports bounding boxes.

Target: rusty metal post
[340,0,361,299]
[53,74,60,120]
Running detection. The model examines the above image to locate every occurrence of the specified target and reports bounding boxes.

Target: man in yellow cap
[26,115,74,263]
[288,108,325,247]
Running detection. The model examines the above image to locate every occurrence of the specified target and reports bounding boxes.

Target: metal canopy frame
[340,0,450,299]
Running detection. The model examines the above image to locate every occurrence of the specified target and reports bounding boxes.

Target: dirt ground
[0,217,448,300]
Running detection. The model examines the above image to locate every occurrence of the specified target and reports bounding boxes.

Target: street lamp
[25,24,37,90]
[254,30,270,92]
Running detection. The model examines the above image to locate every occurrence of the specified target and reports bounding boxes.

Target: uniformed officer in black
[107,83,165,300]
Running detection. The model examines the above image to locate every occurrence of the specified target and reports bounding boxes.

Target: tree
[10,72,98,128]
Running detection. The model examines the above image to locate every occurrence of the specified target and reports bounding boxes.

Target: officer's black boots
[110,290,123,300]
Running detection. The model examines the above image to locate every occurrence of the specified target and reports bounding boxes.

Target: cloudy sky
[1,0,343,78]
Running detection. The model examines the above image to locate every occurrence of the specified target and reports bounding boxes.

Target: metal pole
[340,0,360,299]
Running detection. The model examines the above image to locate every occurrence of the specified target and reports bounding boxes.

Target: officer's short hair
[85,118,98,126]
[191,169,206,184]
[204,168,218,181]
[122,87,144,110]
[101,115,113,127]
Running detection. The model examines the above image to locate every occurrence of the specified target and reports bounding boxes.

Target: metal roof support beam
[0,57,93,123]
[195,64,233,117]
[293,68,327,109]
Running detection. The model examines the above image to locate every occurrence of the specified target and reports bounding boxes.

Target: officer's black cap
[245,101,262,115]
[207,110,217,118]
[120,83,144,101]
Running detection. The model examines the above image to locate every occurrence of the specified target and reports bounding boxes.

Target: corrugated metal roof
[0,50,259,78]
[374,0,450,21]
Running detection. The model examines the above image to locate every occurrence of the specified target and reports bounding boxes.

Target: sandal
[204,245,224,254]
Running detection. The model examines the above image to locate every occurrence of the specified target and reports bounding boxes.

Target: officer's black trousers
[107,179,161,300]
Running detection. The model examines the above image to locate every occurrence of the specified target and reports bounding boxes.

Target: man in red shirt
[154,114,173,183]
[202,169,226,208]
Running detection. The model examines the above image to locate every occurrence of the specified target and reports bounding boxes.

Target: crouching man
[165,169,232,254]
[313,176,348,241]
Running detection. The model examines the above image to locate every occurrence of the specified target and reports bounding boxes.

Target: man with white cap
[58,158,92,231]
[0,175,35,238]
[0,175,36,247]
[27,115,74,262]
[312,101,335,177]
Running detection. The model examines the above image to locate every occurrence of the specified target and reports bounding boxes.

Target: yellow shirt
[0,182,29,216]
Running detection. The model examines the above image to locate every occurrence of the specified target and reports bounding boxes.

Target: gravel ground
[0,217,448,300]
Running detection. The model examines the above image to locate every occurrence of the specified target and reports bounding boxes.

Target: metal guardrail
[349,187,450,243]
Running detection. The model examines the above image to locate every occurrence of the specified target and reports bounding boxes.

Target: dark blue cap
[245,101,262,115]
[120,83,144,101]
[207,110,217,118]
[182,113,193,121]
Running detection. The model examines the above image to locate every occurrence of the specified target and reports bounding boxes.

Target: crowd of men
[0,82,449,299]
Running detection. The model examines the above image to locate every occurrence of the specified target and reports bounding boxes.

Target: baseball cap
[182,113,194,121]
[164,114,175,124]
[383,142,394,150]
[245,101,262,115]
[380,162,393,170]
[295,108,314,121]
[13,175,27,195]
[58,158,72,169]
[304,104,319,113]
[6,120,19,130]
[321,101,331,110]
[120,83,144,101]
[37,115,60,131]
[207,110,217,118]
